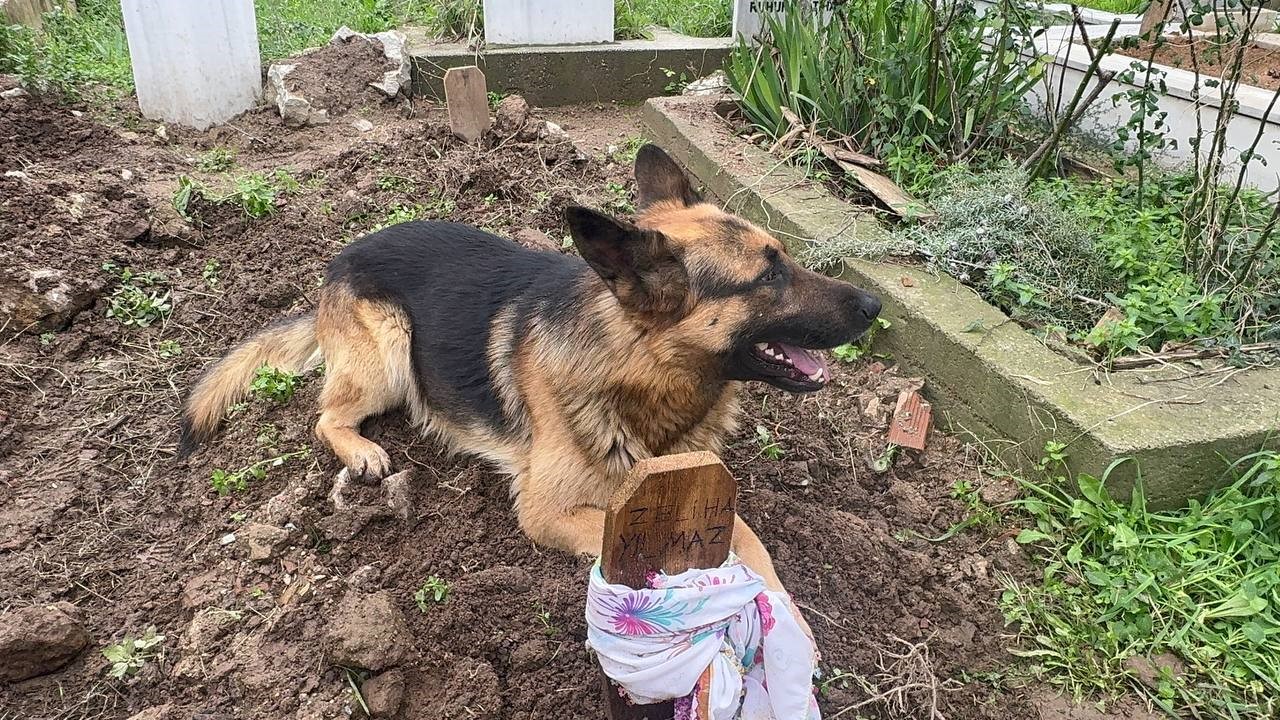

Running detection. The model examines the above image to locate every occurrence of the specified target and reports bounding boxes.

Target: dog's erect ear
[634,144,702,209]
[565,205,689,319]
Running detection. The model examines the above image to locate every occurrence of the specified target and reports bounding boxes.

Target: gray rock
[0,268,106,334]
[325,591,409,671]
[0,603,90,682]
[265,63,329,128]
[351,118,374,132]
[241,523,293,561]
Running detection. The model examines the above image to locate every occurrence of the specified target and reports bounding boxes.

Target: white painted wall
[1027,24,1280,192]
[483,0,614,45]
[121,0,262,131]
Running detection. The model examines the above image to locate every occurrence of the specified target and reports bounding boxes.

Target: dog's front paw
[347,444,392,483]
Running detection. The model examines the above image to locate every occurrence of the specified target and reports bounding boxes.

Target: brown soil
[1113,37,1280,90]
[0,52,1150,720]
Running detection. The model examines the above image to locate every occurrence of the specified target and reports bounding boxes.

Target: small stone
[0,602,90,682]
[1,268,108,334]
[4,170,28,179]
[361,669,405,717]
[351,118,374,132]
[347,564,381,592]
[494,94,530,134]
[120,169,134,181]
[383,471,414,522]
[70,110,83,117]
[155,125,168,140]
[325,591,409,671]
[781,460,814,488]
[0,87,30,99]
[219,533,237,546]
[241,523,292,561]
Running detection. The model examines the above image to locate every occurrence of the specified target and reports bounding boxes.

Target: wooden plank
[887,390,932,451]
[600,451,737,720]
[443,65,490,143]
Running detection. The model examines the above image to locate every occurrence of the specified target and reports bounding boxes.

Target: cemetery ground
[0,65,1044,720]
[0,40,1163,720]
[4,6,1280,720]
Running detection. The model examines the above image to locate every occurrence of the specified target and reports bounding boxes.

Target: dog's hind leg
[314,286,413,480]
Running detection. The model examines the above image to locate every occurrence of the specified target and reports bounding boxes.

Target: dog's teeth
[809,369,824,382]
[755,342,768,351]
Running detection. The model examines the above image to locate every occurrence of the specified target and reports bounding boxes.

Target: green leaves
[1002,449,1280,717]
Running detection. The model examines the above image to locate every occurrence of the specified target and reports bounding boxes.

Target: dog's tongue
[778,343,828,376]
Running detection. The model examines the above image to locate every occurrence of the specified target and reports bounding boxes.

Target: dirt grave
[0,46,1157,720]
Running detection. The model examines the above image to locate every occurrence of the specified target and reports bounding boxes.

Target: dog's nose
[856,292,881,322]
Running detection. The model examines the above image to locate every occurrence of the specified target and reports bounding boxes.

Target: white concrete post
[121,0,262,131]
[482,0,614,45]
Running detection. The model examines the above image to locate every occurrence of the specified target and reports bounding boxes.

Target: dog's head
[566,144,881,393]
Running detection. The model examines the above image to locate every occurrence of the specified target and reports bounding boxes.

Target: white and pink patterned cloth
[585,557,822,720]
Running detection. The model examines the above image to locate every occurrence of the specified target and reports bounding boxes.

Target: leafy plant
[660,66,689,94]
[102,626,165,679]
[755,424,785,460]
[233,170,298,218]
[250,366,301,403]
[202,259,222,287]
[414,576,451,611]
[1004,446,1280,717]
[156,339,183,359]
[832,317,892,362]
[210,448,310,496]
[198,147,236,173]
[610,136,646,165]
[102,263,172,328]
[604,181,634,214]
[533,601,560,636]
[376,174,415,193]
[725,0,1048,161]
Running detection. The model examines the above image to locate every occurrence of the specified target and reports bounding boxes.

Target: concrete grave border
[407,28,733,106]
[643,94,1280,506]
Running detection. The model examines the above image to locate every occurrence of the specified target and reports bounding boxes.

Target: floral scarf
[585,556,822,719]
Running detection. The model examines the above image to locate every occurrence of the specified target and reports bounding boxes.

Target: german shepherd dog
[179,145,880,607]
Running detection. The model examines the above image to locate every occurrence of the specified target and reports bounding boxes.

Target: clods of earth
[1,40,1152,720]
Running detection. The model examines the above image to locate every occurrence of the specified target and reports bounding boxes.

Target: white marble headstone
[733,0,835,42]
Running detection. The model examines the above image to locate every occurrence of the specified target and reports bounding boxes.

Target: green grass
[101,263,172,328]
[1003,446,1280,718]
[616,0,730,38]
[1071,0,1148,13]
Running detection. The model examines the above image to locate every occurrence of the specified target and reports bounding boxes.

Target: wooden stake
[443,65,491,143]
[600,451,737,720]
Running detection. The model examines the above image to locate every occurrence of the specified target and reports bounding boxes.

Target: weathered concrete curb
[407,29,732,106]
[644,94,1280,506]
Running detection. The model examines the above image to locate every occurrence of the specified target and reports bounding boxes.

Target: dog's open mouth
[751,341,830,389]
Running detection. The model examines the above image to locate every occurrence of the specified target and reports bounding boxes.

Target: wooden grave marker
[444,66,490,143]
[600,451,738,720]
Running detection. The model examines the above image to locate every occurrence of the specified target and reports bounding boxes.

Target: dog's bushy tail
[178,314,320,457]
